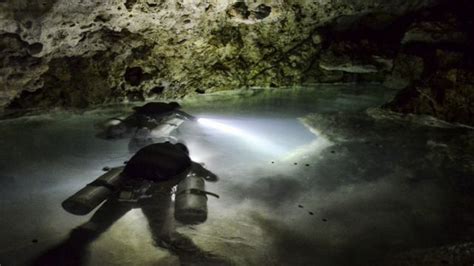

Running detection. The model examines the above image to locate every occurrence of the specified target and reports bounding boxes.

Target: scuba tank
[62,167,125,215]
[174,173,219,225]
[149,114,185,138]
[128,114,186,153]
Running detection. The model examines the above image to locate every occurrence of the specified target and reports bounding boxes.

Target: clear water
[0,85,472,265]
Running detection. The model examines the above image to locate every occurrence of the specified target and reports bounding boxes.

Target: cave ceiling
[0,0,473,126]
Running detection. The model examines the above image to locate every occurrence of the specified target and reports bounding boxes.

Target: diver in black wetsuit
[33,142,224,266]
[99,102,196,140]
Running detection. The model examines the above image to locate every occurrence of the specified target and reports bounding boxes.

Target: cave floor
[0,85,473,266]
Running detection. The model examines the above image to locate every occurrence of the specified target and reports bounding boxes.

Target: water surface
[0,84,472,266]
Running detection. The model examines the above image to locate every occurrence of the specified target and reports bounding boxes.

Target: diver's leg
[141,188,228,265]
[140,188,174,245]
[77,198,132,240]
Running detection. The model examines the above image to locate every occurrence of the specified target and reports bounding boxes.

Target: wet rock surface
[0,1,473,124]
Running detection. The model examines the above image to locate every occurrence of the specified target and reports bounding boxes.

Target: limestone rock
[384,68,474,126]
[0,0,442,109]
[384,54,425,89]
[434,49,464,70]
[319,40,394,74]
[319,56,380,74]
[402,13,469,45]
[0,33,48,108]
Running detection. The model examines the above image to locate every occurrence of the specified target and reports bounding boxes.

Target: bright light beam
[197,118,286,156]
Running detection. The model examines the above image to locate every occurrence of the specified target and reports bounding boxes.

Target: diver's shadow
[31,191,227,266]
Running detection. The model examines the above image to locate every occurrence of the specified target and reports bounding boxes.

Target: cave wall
[0,0,473,125]
[382,4,474,126]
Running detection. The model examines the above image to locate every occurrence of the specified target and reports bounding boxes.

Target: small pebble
[308,212,314,215]
[271,161,274,164]
[298,205,304,208]
[102,166,110,171]
[294,162,298,165]
[330,150,335,154]
[32,239,38,243]
[305,164,310,167]
[322,218,328,222]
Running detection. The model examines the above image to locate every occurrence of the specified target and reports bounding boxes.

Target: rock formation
[0,0,473,125]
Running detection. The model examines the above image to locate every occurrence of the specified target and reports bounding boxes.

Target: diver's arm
[174,110,197,121]
[191,162,218,182]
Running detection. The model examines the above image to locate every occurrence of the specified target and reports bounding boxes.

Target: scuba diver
[98,101,196,140]
[33,142,224,266]
[97,101,197,153]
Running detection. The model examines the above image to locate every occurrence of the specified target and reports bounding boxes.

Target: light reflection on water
[179,115,318,171]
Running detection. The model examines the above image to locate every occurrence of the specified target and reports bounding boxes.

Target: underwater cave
[1,0,474,265]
